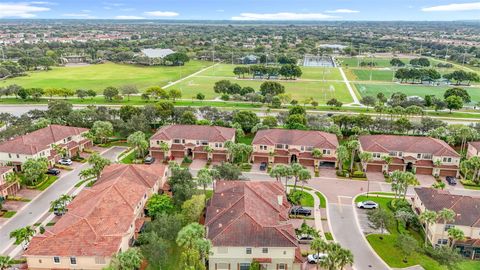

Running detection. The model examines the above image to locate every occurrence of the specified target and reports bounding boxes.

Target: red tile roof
[151,125,235,142]
[0,166,13,175]
[469,142,480,152]
[0,125,88,155]
[25,164,167,257]
[253,129,338,149]
[359,135,459,157]
[206,181,299,248]
[415,188,480,227]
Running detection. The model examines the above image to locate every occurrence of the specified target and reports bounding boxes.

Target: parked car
[144,156,155,164]
[307,253,328,264]
[446,176,457,186]
[297,234,314,244]
[259,162,267,171]
[58,158,72,166]
[356,201,379,209]
[46,168,61,175]
[290,206,312,216]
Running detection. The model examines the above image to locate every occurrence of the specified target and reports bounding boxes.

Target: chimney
[277,195,283,205]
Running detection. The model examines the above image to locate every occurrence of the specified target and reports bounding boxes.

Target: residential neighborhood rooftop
[359,135,460,157]
[24,164,167,257]
[151,124,235,142]
[414,187,480,227]
[0,125,88,155]
[252,129,338,149]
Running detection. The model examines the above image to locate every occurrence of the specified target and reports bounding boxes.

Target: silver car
[307,253,328,264]
[356,201,379,209]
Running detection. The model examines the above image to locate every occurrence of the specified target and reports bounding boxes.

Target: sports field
[356,83,480,103]
[2,61,211,91]
[338,57,411,68]
[347,69,395,82]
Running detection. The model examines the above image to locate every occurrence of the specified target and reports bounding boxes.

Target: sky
[0,0,479,21]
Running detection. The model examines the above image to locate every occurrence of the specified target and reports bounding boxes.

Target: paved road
[0,146,126,255]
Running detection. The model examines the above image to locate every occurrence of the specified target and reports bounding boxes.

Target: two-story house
[149,125,235,162]
[0,125,91,170]
[206,181,303,270]
[24,164,168,270]
[358,135,460,177]
[0,166,18,198]
[412,187,480,260]
[467,142,480,159]
[251,129,338,168]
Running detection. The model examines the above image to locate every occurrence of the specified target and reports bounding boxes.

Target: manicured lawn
[237,134,254,145]
[2,211,16,218]
[295,190,314,207]
[350,69,396,82]
[120,150,136,164]
[458,261,480,270]
[300,66,343,81]
[356,82,480,104]
[175,75,353,102]
[2,61,211,91]
[324,232,334,240]
[315,192,327,208]
[338,57,411,68]
[36,175,59,191]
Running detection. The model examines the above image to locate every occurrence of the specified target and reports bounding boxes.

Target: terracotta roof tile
[151,125,235,142]
[253,129,338,149]
[25,164,167,257]
[359,135,459,157]
[0,166,13,175]
[469,142,480,152]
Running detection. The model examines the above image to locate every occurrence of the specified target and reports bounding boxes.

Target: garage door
[253,156,268,163]
[151,151,164,160]
[171,150,185,158]
[69,146,79,157]
[440,169,457,177]
[367,164,383,172]
[212,154,227,162]
[389,165,404,172]
[299,159,314,166]
[416,167,433,175]
[274,156,289,164]
[193,152,207,160]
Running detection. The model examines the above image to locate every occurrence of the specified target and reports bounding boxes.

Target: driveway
[0,146,126,254]
[416,174,436,187]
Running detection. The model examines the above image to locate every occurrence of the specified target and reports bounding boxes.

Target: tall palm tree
[0,256,14,270]
[269,164,286,183]
[310,237,328,270]
[290,163,304,191]
[196,168,213,203]
[359,152,373,172]
[336,247,354,270]
[9,225,36,250]
[419,210,438,246]
[298,168,312,192]
[448,227,465,249]
[336,145,349,172]
[382,156,393,172]
[347,140,360,173]
[159,142,170,161]
[437,208,456,246]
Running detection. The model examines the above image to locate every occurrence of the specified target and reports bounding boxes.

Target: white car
[307,253,328,264]
[357,201,379,209]
[58,158,73,166]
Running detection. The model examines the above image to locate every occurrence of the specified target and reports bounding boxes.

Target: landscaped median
[353,194,477,270]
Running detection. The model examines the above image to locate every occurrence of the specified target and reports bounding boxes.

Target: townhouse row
[148,124,465,178]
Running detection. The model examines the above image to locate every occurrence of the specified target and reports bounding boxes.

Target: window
[323,149,331,155]
[398,152,403,157]
[70,257,77,265]
[246,247,252,254]
[417,153,422,159]
[306,146,313,151]
[156,140,160,145]
[215,143,223,148]
[239,263,251,270]
[373,153,381,158]
[95,257,106,265]
[260,145,267,151]
[201,140,208,146]
[262,248,268,254]
[173,139,181,144]
[443,157,452,163]
[276,144,284,149]
[445,224,455,231]
[53,257,60,264]
[437,239,448,245]
[16,154,19,158]
[389,151,397,157]
[301,146,304,151]
[8,154,11,158]
[217,263,230,270]
[423,153,433,160]
[278,264,287,270]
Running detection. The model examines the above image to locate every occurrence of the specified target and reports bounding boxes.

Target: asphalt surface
[0,146,126,255]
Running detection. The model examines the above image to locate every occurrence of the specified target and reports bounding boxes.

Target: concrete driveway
[416,174,436,187]
[0,146,126,254]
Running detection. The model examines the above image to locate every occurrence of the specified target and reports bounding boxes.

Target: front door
[291,154,298,163]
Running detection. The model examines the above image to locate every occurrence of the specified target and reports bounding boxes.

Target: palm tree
[382,156,393,172]
[204,145,213,161]
[298,168,312,191]
[448,227,465,249]
[336,145,349,172]
[312,148,323,159]
[359,152,373,172]
[437,208,456,246]
[419,210,438,246]
[346,140,360,173]
[159,141,170,161]
[336,247,354,270]
[9,225,36,250]
[310,237,328,270]
[52,144,68,159]
[290,163,304,191]
[196,168,213,203]
[0,256,14,270]
[269,164,286,182]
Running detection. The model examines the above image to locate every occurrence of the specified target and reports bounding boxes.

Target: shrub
[240,163,252,170]
[182,156,192,164]
[353,171,366,178]
[461,179,479,186]
[336,170,347,177]
[288,190,303,205]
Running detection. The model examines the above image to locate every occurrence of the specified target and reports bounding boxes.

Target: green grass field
[175,75,353,102]
[2,61,211,91]
[356,82,480,103]
[349,69,396,82]
[338,57,412,68]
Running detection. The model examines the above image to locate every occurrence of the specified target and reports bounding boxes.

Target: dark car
[290,206,312,216]
[446,176,457,185]
[46,168,61,175]
[144,156,155,164]
[297,234,314,244]
[259,162,267,171]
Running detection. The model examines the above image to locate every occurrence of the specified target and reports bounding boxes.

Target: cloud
[231,12,338,20]
[144,11,179,17]
[114,15,145,19]
[63,13,95,19]
[0,3,50,18]
[422,2,480,11]
[325,9,359,13]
